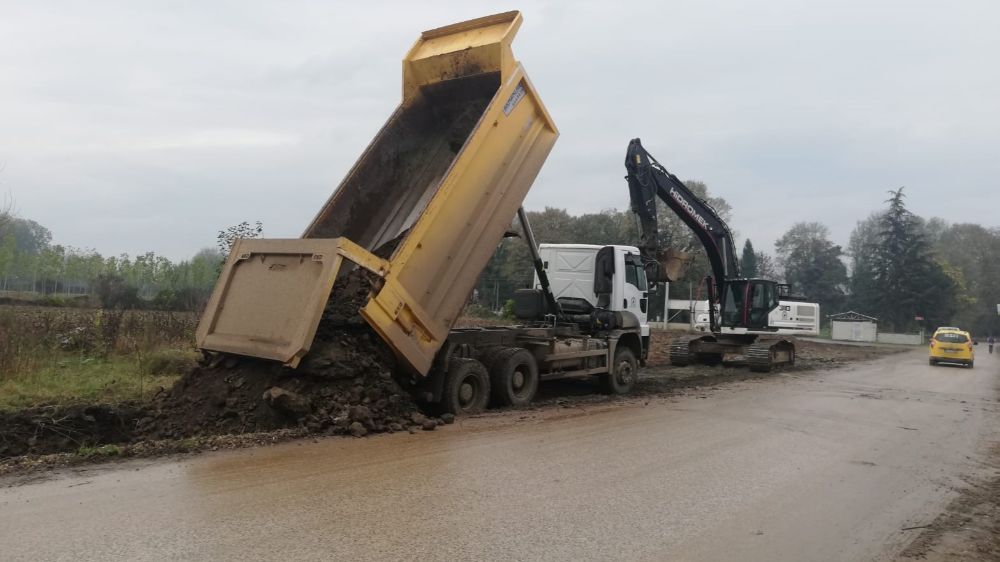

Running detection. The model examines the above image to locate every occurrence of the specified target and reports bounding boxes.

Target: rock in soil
[262,387,313,419]
[349,422,368,437]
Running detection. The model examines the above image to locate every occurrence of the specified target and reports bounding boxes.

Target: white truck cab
[535,244,651,340]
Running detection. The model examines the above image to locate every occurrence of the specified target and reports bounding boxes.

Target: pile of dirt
[0,404,142,458]
[140,265,444,441]
[140,327,443,441]
[0,263,446,461]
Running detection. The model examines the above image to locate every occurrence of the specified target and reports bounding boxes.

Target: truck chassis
[409,325,643,414]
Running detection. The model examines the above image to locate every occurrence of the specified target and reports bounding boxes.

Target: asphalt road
[2,348,998,561]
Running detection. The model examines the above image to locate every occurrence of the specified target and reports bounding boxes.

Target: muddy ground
[4,326,996,560]
[896,442,1000,561]
[0,264,441,462]
[0,327,904,477]
[6,341,995,561]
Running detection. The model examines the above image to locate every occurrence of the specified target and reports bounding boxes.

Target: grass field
[0,305,198,411]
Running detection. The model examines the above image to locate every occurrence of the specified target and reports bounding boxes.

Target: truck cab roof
[539,243,641,253]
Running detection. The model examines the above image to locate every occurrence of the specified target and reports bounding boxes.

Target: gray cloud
[1,0,997,260]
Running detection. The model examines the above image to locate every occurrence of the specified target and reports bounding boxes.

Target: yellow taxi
[928,328,975,368]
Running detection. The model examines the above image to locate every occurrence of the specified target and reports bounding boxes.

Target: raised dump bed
[196,11,558,376]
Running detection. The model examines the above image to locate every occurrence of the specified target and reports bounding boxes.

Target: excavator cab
[720,279,780,331]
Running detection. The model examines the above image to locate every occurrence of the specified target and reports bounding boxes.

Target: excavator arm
[624,138,740,301]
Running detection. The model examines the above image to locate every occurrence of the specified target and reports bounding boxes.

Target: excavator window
[722,281,745,327]
[747,280,779,329]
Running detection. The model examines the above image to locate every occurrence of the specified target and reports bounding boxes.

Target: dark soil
[0,309,905,460]
[0,404,143,458]
[140,326,429,441]
[0,265,438,460]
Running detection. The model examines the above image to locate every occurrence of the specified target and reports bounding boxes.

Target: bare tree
[217,221,264,260]
[0,192,15,241]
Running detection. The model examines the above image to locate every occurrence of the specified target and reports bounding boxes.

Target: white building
[830,311,878,343]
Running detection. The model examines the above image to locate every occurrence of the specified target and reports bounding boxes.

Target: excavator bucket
[650,248,694,283]
[196,11,558,374]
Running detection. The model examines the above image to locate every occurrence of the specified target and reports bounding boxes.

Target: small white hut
[830,311,878,343]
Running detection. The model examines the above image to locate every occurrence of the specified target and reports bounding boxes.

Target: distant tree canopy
[755,251,778,281]
[6,179,998,335]
[932,224,1000,336]
[774,222,848,318]
[473,180,733,307]
[839,188,992,333]
[0,210,227,311]
[478,183,998,336]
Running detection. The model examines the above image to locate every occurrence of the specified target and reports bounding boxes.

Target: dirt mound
[141,263,440,440]
[141,327,437,440]
[0,261,446,460]
[0,404,142,458]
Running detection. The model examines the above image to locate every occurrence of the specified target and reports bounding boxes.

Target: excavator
[625,138,819,371]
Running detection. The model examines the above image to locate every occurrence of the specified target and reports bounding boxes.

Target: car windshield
[935,332,968,343]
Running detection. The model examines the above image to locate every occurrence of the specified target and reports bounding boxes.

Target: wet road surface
[2,349,998,561]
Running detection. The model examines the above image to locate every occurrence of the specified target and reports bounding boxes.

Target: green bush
[502,299,515,319]
[37,295,69,308]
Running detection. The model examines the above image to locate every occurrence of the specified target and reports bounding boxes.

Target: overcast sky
[2,0,997,261]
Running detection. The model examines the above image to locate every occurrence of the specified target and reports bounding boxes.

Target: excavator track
[747,338,795,373]
[669,335,702,366]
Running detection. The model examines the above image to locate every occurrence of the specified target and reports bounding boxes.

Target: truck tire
[488,347,539,407]
[442,358,490,415]
[600,346,637,395]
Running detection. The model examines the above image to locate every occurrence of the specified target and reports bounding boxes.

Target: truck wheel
[442,358,490,415]
[489,348,539,407]
[600,346,637,395]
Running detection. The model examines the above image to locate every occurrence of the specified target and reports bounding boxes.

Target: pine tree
[741,239,758,278]
[872,188,956,331]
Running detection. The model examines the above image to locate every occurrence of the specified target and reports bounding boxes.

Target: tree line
[475,185,1000,336]
[4,186,997,335]
[0,209,228,311]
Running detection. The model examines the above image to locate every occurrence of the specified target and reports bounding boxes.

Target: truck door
[623,252,649,324]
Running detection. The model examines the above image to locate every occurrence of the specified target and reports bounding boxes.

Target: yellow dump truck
[196,11,647,414]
